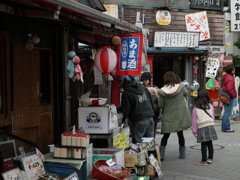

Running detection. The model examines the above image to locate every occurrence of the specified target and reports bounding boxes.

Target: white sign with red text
[185,11,210,41]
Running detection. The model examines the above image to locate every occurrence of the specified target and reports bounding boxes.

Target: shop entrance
[153,56,186,88]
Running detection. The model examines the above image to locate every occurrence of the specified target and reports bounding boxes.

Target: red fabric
[222,74,237,99]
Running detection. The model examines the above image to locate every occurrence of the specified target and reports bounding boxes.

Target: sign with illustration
[156,10,171,25]
[154,32,199,48]
[185,11,210,41]
[22,154,45,180]
[85,111,103,129]
[116,33,143,76]
[190,0,223,10]
[205,58,219,78]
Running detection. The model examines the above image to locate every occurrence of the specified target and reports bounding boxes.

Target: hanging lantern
[94,46,117,75]
[112,36,121,44]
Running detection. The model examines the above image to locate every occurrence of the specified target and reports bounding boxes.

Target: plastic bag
[80,91,91,106]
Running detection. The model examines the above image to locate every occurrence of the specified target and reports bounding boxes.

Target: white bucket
[48,144,55,152]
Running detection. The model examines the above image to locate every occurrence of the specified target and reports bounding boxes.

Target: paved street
[152,119,240,180]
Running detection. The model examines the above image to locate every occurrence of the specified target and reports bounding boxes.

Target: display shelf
[54,144,87,149]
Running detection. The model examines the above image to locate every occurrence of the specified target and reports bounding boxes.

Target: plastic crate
[44,161,86,180]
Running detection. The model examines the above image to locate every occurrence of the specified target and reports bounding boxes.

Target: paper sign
[205,58,219,78]
[149,154,163,178]
[2,167,23,180]
[106,159,116,167]
[63,172,79,180]
[86,143,93,177]
[35,148,44,162]
[185,11,210,41]
[119,131,128,148]
[22,154,45,180]
[113,134,121,148]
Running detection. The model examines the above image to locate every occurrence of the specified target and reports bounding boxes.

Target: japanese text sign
[205,58,219,78]
[190,0,223,10]
[185,11,210,41]
[154,32,199,47]
[116,33,143,76]
[22,154,45,180]
[231,0,240,31]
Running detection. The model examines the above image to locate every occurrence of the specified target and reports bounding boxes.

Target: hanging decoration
[115,33,143,76]
[94,46,117,75]
[66,51,84,83]
[112,36,121,44]
[193,56,198,77]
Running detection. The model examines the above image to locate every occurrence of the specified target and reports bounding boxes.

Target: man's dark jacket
[121,81,154,122]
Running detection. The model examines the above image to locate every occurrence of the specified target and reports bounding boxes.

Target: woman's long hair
[195,89,211,110]
[163,71,181,87]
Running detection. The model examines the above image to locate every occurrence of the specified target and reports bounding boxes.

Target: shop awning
[41,0,142,33]
[147,47,208,56]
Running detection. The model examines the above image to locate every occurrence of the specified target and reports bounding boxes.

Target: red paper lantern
[94,46,117,75]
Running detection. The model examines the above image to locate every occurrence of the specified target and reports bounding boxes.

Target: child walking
[192,89,218,165]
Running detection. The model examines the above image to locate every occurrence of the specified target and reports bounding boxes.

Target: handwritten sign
[185,11,210,41]
[22,154,45,180]
[154,32,199,48]
[2,167,23,180]
[205,58,219,78]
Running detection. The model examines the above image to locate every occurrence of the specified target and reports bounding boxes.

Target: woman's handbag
[217,90,230,104]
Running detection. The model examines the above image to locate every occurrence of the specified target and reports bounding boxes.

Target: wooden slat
[119,6,224,45]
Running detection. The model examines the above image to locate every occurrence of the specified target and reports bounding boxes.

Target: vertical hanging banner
[116,33,143,76]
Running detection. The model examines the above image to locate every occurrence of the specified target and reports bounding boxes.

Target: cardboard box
[124,153,138,167]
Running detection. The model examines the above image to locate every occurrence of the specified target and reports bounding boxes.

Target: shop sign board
[156,10,171,25]
[231,0,240,31]
[154,32,199,48]
[185,11,210,41]
[116,33,143,76]
[190,0,223,10]
[22,154,45,180]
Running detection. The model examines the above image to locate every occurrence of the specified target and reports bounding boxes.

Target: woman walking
[157,71,191,160]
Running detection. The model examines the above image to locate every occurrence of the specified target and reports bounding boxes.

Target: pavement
[150,118,240,180]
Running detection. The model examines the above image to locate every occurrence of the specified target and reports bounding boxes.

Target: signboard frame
[231,0,240,32]
[190,0,224,11]
[154,32,200,48]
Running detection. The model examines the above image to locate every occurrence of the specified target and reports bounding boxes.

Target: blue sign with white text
[120,37,140,71]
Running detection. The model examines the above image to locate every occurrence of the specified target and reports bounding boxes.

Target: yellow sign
[113,131,128,148]
[113,134,121,148]
[190,90,198,97]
